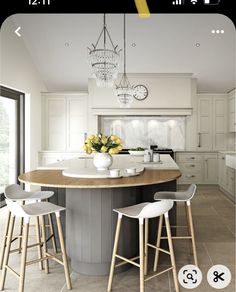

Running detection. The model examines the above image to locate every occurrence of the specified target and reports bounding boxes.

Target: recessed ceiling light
[216,30,220,34]
[195,43,200,47]
[211,30,215,34]
[221,30,224,34]
[65,42,70,47]
[131,43,136,47]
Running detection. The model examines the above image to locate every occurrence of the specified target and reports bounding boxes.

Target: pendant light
[115,14,135,108]
[88,14,121,88]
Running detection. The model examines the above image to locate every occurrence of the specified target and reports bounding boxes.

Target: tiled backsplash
[100,116,186,150]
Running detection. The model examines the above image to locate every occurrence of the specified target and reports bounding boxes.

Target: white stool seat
[6,200,65,218]
[114,200,174,219]
[154,184,196,202]
[5,184,54,201]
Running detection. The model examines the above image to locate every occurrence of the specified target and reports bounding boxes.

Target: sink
[226,153,236,169]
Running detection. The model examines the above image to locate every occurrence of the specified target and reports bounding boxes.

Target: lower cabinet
[176,152,218,184]
[218,153,235,202]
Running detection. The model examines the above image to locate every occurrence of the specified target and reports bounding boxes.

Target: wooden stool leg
[35,216,43,270]
[55,212,72,290]
[165,212,179,292]
[107,214,122,292]
[0,210,11,270]
[144,218,149,276]
[18,201,25,254]
[19,218,30,292]
[186,201,198,267]
[139,218,145,292]
[46,199,57,254]
[18,217,24,254]
[41,215,49,274]
[0,215,15,291]
[48,213,57,253]
[153,215,163,272]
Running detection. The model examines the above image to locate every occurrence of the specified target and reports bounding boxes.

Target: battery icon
[204,0,221,4]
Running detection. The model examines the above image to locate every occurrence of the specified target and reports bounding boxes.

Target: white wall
[0,17,47,171]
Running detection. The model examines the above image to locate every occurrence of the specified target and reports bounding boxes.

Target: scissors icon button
[207,265,231,289]
[213,271,225,282]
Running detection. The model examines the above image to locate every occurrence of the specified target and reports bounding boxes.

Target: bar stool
[107,200,179,292]
[0,184,57,270]
[0,199,72,292]
[153,184,198,272]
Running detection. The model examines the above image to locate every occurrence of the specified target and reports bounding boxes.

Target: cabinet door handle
[190,157,195,160]
[190,165,195,167]
[198,133,201,147]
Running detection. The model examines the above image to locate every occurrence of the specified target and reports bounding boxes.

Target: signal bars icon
[172,0,184,4]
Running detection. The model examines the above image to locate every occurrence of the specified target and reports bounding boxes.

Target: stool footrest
[6,265,20,279]
[145,267,173,282]
[147,243,171,255]
[46,252,64,266]
[162,225,188,228]
[115,255,140,268]
[46,234,54,242]
[161,236,192,239]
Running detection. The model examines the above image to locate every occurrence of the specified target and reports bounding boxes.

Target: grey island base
[19,155,181,276]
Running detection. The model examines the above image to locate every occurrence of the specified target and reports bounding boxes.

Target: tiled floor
[0,186,235,291]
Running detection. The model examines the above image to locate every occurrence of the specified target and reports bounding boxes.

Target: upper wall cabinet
[228,89,236,132]
[197,94,227,151]
[89,74,193,109]
[42,93,88,151]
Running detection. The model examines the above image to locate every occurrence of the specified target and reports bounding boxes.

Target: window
[0,86,25,207]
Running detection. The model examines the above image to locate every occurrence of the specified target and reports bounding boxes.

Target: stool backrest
[5,184,36,201]
[5,184,26,200]
[183,184,197,201]
[138,200,173,219]
[5,199,28,218]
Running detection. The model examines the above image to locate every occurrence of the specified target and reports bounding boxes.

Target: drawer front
[178,162,202,173]
[178,173,203,184]
[177,153,203,162]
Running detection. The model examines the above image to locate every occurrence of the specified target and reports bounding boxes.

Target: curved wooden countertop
[19,168,181,189]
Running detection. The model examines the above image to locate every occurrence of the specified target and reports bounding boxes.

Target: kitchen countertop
[19,155,181,188]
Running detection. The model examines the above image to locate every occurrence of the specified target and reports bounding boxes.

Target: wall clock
[134,85,148,101]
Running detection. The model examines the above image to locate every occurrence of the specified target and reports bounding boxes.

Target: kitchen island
[19,155,181,276]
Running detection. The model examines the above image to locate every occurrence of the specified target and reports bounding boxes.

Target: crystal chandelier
[115,14,135,108]
[88,14,121,88]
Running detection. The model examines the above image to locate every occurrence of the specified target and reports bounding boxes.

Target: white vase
[93,153,113,171]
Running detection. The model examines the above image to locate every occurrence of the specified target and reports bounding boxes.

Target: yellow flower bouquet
[83,133,123,155]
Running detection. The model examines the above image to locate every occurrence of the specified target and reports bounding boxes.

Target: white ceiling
[10,14,236,93]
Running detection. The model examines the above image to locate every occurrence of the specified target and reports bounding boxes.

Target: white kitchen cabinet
[204,154,218,184]
[228,89,236,132]
[218,153,227,189]
[46,97,66,150]
[197,97,212,150]
[218,152,235,202]
[42,93,88,152]
[176,152,217,184]
[197,95,227,151]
